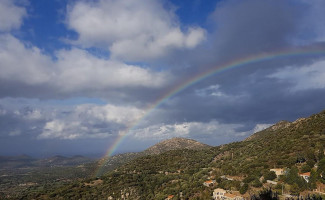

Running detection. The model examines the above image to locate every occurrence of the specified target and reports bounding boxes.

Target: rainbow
[95,47,325,176]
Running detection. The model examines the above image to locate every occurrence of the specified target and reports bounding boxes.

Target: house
[203,180,216,187]
[266,180,277,185]
[220,175,234,181]
[299,172,310,182]
[270,168,285,177]
[165,195,174,200]
[224,193,244,200]
[213,188,244,200]
[213,188,226,199]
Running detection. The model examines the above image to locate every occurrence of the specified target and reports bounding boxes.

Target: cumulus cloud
[0,0,26,32]
[55,48,168,91]
[0,34,171,99]
[269,59,325,91]
[38,104,145,140]
[0,34,53,85]
[66,0,206,61]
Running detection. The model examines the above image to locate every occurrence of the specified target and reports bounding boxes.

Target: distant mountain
[35,155,95,167]
[0,155,94,169]
[143,137,211,155]
[0,154,36,168]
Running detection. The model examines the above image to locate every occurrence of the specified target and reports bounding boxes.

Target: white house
[213,188,226,199]
[213,188,244,200]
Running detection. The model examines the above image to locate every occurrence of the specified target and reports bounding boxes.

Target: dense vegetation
[4,110,325,199]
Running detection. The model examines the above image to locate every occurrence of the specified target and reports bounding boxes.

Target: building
[224,193,244,200]
[165,195,174,200]
[270,168,285,177]
[220,175,234,181]
[213,188,226,199]
[203,180,216,187]
[213,188,244,200]
[299,172,310,182]
[266,180,277,185]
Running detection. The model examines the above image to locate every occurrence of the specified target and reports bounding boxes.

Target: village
[164,167,324,200]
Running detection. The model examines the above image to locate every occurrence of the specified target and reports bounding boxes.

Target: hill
[143,137,210,155]
[10,110,325,199]
[97,137,210,174]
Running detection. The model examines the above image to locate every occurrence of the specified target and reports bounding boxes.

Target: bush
[239,183,248,194]
[301,164,311,173]
[264,171,277,181]
[251,179,263,188]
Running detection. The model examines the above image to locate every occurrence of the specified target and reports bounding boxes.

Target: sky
[1,0,325,157]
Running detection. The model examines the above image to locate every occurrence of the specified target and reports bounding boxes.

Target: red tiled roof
[299,172,310,176]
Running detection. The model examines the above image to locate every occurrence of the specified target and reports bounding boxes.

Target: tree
[290,183,300,196]
[318,147,324,161]
[301,164,311,173]
[251,179,263,188]
[308,169,317,190]
[285,167,300,185]
[264,171,277,181]
[306,160,316,168]
[251,189,278,200]
[239,183,248,194]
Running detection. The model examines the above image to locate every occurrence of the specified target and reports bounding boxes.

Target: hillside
[98,137,210,174]
[10,110,325,199]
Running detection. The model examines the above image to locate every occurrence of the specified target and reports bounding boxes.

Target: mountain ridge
[98,137,210,174]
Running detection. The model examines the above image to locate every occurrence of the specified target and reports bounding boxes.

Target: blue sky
[1,0,325,157]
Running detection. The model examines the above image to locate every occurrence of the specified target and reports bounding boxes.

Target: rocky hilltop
[143,137,210,155]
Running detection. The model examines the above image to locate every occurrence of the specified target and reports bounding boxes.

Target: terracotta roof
[299,172,310,176]
[167,195,174,199]
[205,180,213,183]
[224,193,237,198]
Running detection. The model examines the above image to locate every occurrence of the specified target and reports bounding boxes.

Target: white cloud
[74,104,144,125]
[66,0,206,61]
[195,84,225,97]
[55,48,169,91]
[269,59,325,91]
[0,34,170,95]
[252,123,272,133]
[38,103,145,140]
[0,0,26,31]
[0,34,53,85]
[131,120,256,140]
